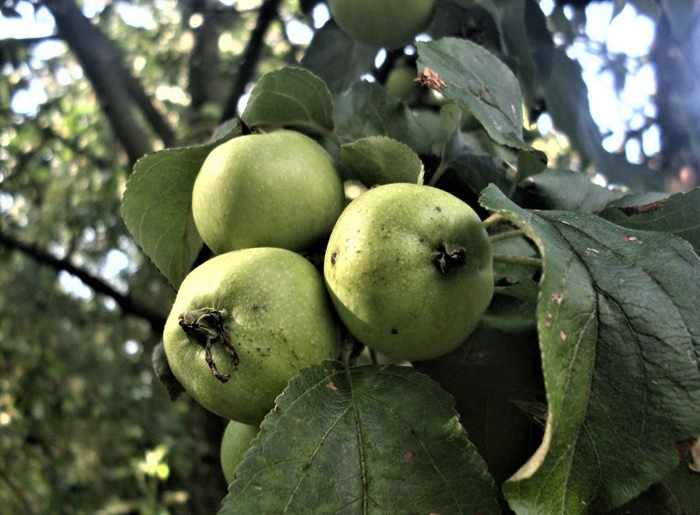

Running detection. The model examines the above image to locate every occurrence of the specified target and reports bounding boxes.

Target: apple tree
[120,1,700,513]
[1,0,699,513]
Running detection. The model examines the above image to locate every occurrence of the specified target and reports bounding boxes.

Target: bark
[0,231,166,332]
[186,403,229,515]
[220,0,282,121]
[651,8,700,190]
[188,0,232,109]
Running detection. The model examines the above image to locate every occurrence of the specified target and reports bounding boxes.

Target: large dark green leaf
[220,362,500,515]
[241,68,334,136]
[121,126,241,288]
[334,81,432,155]
[608,456,700,515]
[415,323,546,485]
[599,188,700,252]
[520,169,621,212]
[300,21,377,93]
[480,185,700,514]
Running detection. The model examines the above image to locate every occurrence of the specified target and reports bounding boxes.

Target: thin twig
[492,254,543,268]
[489,229,525,243]
[220,0,282,121]
[0,231,166,332]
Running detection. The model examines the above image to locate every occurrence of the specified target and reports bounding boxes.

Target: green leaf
[300,21,377,93]
[416,38,527,151]
[521,169,621,212]
[608,456,700,515]
[498,0,554,108]
[433,151,513,201]
[334,81,432,155]
[241,68,334,135]
[340,136,424,187]
[599,188,700,252]
[220,362,500,515]
[415,323,545,485]
[516,148,548,179]
[121,125,241,288]
[416,38,547,174]
[152,342,184,401]
[480,185,700,513]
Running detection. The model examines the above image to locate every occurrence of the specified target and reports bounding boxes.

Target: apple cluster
[162,129,493,477]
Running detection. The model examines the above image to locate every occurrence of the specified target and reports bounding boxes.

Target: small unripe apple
[386,65,420,103]
[220,421,259,485]
[163,248,340,424]
[193,130,344,255]
[324,183,493,361]
[328,0,437,50]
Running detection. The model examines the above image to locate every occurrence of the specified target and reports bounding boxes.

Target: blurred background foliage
[0,0,698,513]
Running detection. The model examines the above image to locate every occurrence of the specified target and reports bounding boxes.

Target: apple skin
[324,183,493,361]
[193,130,344,255]
[328,0,437,50]
[220,420,259,485]
[163,248,340,424]
[386,65,420,103]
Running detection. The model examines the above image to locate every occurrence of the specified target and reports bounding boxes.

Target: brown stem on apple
[433,242,466,275]
[179,308,240,383]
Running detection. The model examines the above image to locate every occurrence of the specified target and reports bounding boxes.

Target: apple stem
[489,229,525,243]
[178,308,240,383]
[492,254,543,268]
[482,213,503,228]
[433,242,466,275]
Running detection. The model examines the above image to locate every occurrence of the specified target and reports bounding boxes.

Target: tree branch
[0,232,166,333]
[43,0,175,162]
[220,0,282,121]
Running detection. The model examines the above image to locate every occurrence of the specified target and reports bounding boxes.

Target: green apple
[328,0,437,50]
[193,130,344,255]
[386,65,420,103]
[163,248,340,424]
[324,183,493,361]
[220,420,259,485]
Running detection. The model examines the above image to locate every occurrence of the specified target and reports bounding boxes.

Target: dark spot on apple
[391,328,399,335]
[252,304,259,311]
[435,206,442,212]
[330,252,337,265]
[419,237,424,242]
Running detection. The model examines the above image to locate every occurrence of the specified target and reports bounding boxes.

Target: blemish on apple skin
[391,328,399,335]
[435,206,442,212]
[404,451,415,462]
[330,252,337,265]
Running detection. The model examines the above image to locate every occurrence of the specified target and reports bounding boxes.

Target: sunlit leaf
[121,126,241,288]
[242,68,334,135]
